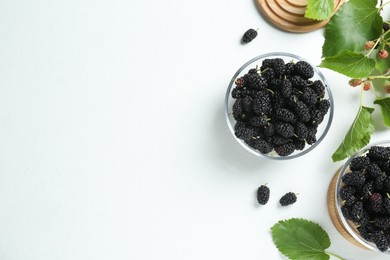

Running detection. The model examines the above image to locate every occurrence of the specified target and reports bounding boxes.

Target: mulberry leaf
[322,0,382,58]
[332,106,375,162]
[374,97,390,127]
[320,52,375,78]
[305,0,334,21]
[271,218,332,260]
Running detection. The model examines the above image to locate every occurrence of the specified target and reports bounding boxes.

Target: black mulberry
[340,185,356,200]
[249,115,268,127]
[361,181,374,200]
[368,146,390,161]
[294,101,311,122]
[257,185,270,205]
[274,122,294,138]
[369,193,383,213]
[375,175,387,191]
[293,139,305,150]
[253,91,272,115]
[279,192,297,206]
[350,201,365,222]
[274,142,295,156]
[294,122,308,140]
[310,80,325,98]
[373,217,390,229]
[318,99,330,114]
[271,134,290,146]
[251,139,273,154]
[302,87,317,106]
[284,62,295,75]
[350,156,370,171]
[248,74,267,90]
[234,122,257,140]
[242,28,257,43]
[366,163,382,179]
[232,99,248,122]
[342,171,366,188]
[271,58,285,77]
[288,75,307,89]
[372,233,389,252]
[275,108,296,123]
[280,79,293,98]
[294,61,314,79]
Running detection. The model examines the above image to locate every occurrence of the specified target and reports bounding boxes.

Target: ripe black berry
[251,139,273,154]
[275,108,296,123]
[249,115,268,127]
[366,163,382,179]
[257,185,270,205]
[368,146,390,161]
[372,233,389,252]
[274,142,296,156]
[274,122,295,138]
[350,156,371,170]
[294,101,311,122]
[294,61,314,79]
[242,29,257,43]
[234,122,257,140]
[342,171,366,188]
[279,192,297,206]
[280,79,293,98]
[294,122,308,140]
[369,193,384,213]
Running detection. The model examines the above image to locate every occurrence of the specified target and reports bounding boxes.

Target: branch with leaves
[305,0,390,161]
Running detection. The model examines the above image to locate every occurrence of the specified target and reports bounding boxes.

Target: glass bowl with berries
[225,52,334,159]
[333,141,390,254]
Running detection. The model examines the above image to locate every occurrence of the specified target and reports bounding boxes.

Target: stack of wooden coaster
[257,0,344,32]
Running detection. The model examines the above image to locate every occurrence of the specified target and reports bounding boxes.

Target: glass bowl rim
[335,140,390,253]
[224,52,334,160]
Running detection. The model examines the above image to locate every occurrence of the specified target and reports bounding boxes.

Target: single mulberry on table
[242,29,257,43]
[279,192,297,206]
[257,184,270,205]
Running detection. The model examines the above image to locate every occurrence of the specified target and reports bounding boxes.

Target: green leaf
[332,106,375,162]
[305,0,334,21]
[323,0,382,57]
[271,218,330,260]
[320,52,376,78]
[374,97,390,127]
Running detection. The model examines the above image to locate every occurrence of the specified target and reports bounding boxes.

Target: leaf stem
[366,37,381,57]
[325,251,346,260]
[360,84,364,108]
[379,0,390,10]
[368,75,390,80]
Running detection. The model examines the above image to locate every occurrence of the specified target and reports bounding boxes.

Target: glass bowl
[335,140,390,254]
[225,52,334,159]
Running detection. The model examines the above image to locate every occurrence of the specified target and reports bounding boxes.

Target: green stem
[379,0,390,10]
[368,75,390,80]
[366,37,381,57]
[360,84,364,108]
[325,251,346,260]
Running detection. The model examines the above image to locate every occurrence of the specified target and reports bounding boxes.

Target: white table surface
[0,1,389,259]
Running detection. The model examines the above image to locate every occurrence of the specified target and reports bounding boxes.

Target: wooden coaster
[327,168,369,250]
[257,0,345,32]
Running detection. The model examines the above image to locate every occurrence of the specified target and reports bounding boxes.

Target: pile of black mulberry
[340,145,390,252]
[231,58,330,156]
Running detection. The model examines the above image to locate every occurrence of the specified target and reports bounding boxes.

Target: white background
[0,0,389,259]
